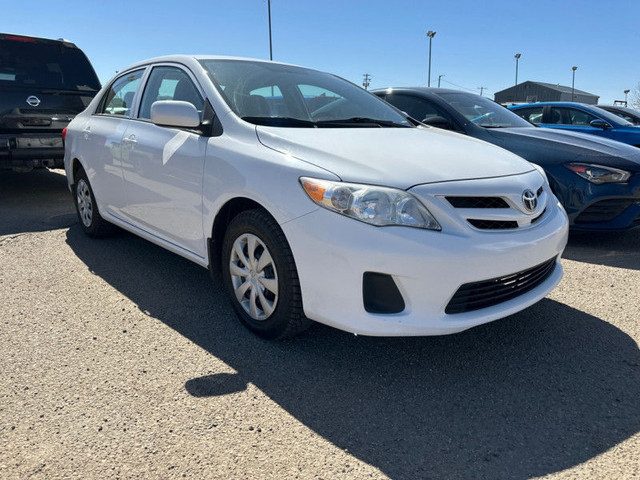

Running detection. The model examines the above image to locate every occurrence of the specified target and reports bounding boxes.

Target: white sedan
[64,55,568,339]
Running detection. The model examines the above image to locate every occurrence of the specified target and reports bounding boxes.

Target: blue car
[509,102,640,147]
[374,88,640,230]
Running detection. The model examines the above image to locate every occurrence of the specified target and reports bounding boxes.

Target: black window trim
[134,62,207,125]
[94,67,148,119]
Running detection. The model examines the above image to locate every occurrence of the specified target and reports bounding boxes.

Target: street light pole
[438,74,445,88]
[571,66,577,102]
[268,0,273,61]
[427,30,436,87]
[624,89,630,106]
[514,53,521,102]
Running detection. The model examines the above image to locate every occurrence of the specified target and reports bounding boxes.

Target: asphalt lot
[1,168,639,480]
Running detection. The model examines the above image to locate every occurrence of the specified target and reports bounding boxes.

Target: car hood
[485,127,640,170]
[256,126,535,189]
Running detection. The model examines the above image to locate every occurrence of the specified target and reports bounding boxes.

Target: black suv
[0,33,100,172]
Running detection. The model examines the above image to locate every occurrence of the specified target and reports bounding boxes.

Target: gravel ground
[1,169,639,480]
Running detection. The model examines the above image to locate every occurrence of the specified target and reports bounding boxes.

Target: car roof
[371,87,463,95]
[0,32,77,48]
[511,102,594,108]
[122,54,313,72]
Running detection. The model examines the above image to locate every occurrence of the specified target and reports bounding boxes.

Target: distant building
[494,81,599,105]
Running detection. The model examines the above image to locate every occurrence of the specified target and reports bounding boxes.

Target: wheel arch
[69,157,84,186]
[208,197,278,275]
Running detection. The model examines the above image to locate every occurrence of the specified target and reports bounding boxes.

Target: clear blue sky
[3,0,639,104]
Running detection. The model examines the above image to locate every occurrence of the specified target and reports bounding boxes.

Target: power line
[440,79,477,93]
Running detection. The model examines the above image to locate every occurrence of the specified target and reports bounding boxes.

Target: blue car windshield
[199,59,412,128]
[437,92,532,128]
[588,106,634,126]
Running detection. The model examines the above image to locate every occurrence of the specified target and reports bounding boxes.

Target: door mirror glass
[590,119,611,129]
[151,100,200,128]
[422,115,453,130]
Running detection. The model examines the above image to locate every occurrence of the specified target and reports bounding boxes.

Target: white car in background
[64,55,568,339]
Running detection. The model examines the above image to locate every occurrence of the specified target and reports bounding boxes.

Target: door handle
[122,134,137,145]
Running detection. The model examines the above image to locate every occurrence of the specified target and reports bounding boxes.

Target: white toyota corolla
[64,55,568,339]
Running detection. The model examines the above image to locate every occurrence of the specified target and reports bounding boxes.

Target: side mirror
[590,119,611,129]
[422,115,453,130]
[151,100,200,128]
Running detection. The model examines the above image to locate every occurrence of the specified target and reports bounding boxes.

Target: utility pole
[362,73,371,90]
[478,86,487,97]
[624,89,630,106]
[438,74,445,88]
[514,53,521,101]
[268,0,273,61]
[426,30,436,87]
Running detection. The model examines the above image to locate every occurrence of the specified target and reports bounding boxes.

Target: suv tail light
[62,128,67,141]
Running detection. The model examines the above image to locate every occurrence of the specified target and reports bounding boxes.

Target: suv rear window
[0,38,100,92]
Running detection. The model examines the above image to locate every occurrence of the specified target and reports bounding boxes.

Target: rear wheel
[221,209,311,339]
[73,167,115,238]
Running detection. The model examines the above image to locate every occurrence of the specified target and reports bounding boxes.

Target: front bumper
[282,201,568,336]
[0,134,64,169]
[549,167,640,230]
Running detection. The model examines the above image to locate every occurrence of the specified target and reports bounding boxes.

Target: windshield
[437,92,532,128]
[0,39,100,91]
[589,105,634,126]
[199,59,411,128]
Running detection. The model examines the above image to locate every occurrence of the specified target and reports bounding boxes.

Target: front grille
[445,257,557,314]
[467,219,518,230]
[447,196,509,209]
[575,199,636,224]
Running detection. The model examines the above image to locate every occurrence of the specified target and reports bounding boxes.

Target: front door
[120,65,208,259]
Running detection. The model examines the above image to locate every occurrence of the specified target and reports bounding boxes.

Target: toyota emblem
[26,96,41,107]
[522,189,537,212]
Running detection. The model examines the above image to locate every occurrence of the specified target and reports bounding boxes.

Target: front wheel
[221,209,311,339]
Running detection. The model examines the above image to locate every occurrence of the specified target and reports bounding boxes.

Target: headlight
[566,163,631,184]
[300,177,441,230]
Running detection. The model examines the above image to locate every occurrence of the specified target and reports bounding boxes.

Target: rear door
[120,64,208,259]
[77,69,145,214]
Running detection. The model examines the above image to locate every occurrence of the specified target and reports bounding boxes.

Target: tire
[221,209,311,339]
[73,167,115,238]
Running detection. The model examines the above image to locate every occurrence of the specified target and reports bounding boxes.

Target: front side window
[138,66,205,120]
[549,107,597,126]
[98,69,144,116]
[199,59,411,128]
[384,94,454,125]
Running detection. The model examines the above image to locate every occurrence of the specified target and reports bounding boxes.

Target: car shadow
[0,169,76,236]
[65,225,640,480]
[563,229,640,271]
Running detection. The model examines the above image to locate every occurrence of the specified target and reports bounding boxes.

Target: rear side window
[514,107,544,124]
[97,70,144,116]
[0,38,100,91]
[138,66,204,120]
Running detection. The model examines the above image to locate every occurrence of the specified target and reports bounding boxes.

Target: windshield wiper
[316,117,411,128]
[241,116,318,127]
